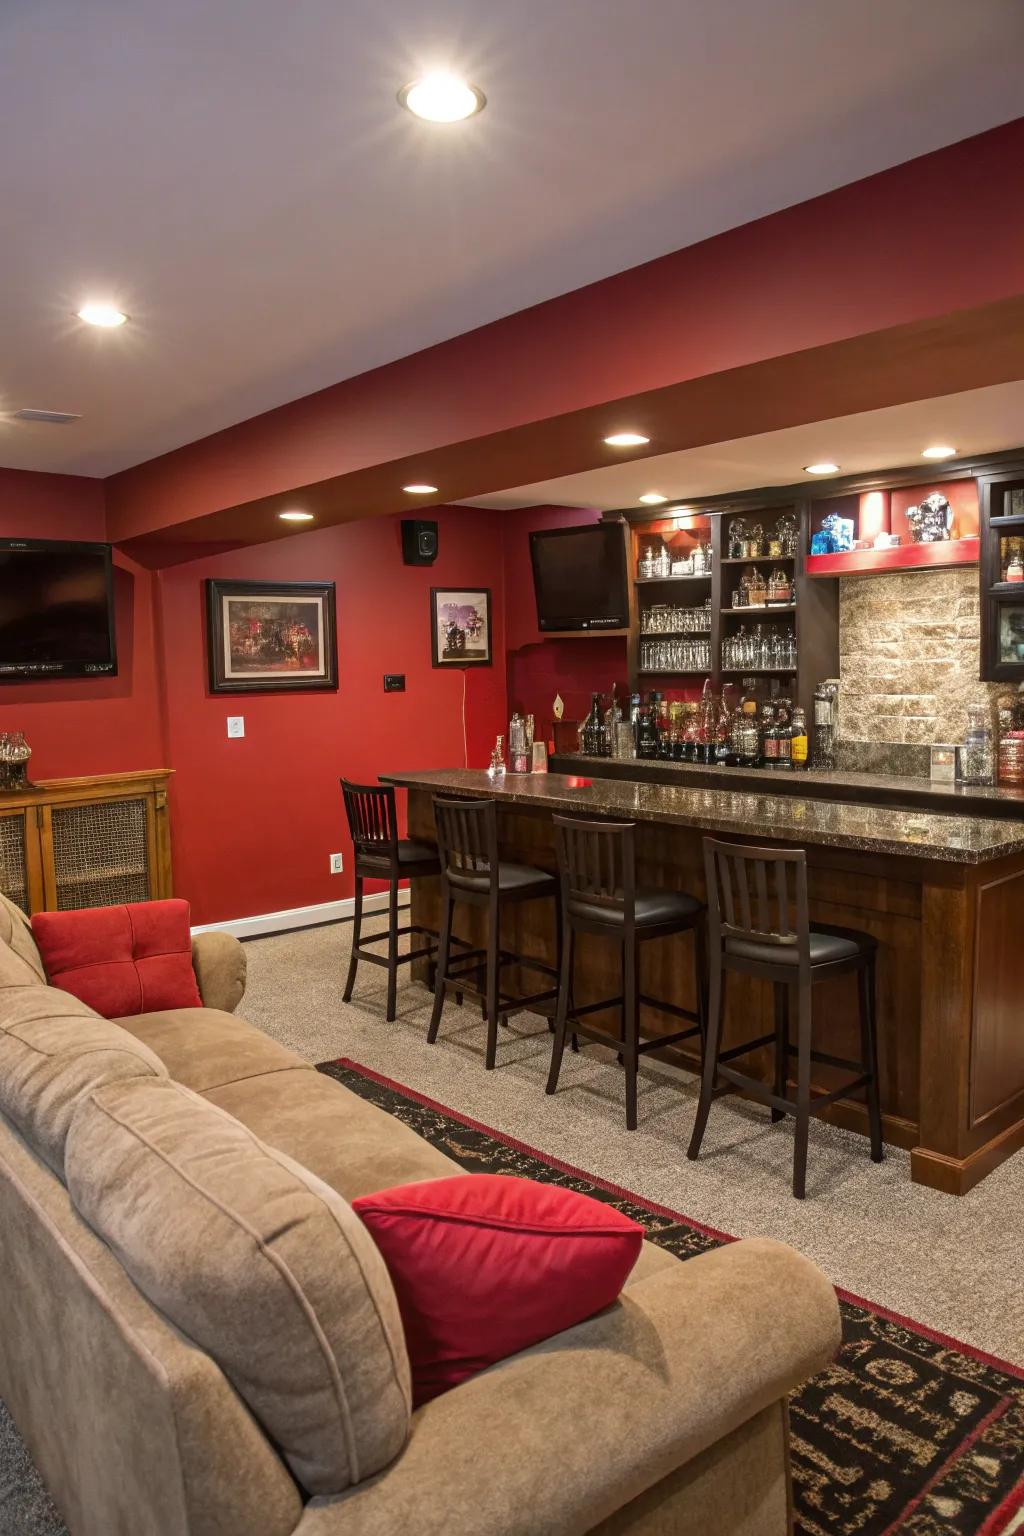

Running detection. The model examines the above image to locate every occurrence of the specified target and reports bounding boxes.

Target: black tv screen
[529,522,629,631]
[0,540,117,680]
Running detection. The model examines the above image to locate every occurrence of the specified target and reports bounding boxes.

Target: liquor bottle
[732,679,761,767]
[813,679,840,770]
[790,706,809,770]
[774,699,793,770]
[581,693,603,756]
[487,735,506,779]
[509,713,530,774]
[636,707,660,759]
[761,701,779,767]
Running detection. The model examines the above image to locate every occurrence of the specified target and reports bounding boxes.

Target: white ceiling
[2,0,1023,479]
[461,381,1024,509]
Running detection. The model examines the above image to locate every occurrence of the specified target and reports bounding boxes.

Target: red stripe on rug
[333,1056,1024,1381]
[978,1477,1024,1536]
[878,1395,1014,1536]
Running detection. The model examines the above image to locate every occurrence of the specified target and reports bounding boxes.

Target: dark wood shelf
[720,555,795,565]
[537,627,630,639]
[637,669,711,677]
[722,604,797,615]
[720,667,797,675]
[634,573,712,584]
[989,514,1024,528]
[639,630,712,639]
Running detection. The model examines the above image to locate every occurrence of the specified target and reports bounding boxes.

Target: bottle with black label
[636,707,660,759]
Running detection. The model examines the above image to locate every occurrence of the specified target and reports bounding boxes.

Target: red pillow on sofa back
[31,900,202,1019]
[352,1173,643,1406]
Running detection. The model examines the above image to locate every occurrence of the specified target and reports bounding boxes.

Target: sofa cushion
[65,1076,412,1497]
[353,1174,644,1405]
[204,1066,459,1201]
[0,890,47,987]
[116,1007,309,1091]
[32,900,202,1019]
[0,986,167,1175]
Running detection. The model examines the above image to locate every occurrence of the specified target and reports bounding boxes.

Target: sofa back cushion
[65,1076,412,1496]
[0,986,167,1175]
[0,891,47,988]
[32,900,202,1019]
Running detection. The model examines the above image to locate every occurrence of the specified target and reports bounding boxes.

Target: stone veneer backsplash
[837,566,1002,775]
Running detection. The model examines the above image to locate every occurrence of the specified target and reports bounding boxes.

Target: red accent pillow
[352,1174,643,1405]
[31,900,202,1019]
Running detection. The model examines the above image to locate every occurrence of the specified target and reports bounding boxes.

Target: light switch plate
[226,716,245,739]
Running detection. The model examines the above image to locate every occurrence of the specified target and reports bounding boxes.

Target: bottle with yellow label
[790,705,809,770]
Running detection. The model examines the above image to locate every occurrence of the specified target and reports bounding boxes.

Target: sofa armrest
[295,1237,840,1536]
[191,932,247,1013]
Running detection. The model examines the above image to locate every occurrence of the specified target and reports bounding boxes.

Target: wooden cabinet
[979,465,1024,681]
[0,770,173,915]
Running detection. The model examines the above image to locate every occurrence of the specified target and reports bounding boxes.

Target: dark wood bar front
[386,768,1024,1195]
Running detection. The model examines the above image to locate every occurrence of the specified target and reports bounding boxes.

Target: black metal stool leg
[385,879,399,1022]
[694,918,709,1054]
[860,956,884,1163]
[623,937,639,1130]
[546,923,574,1095]
[343,876,363,1003]
[772,982,789,1122]
[792,982,813,1199]
[484,895,500,1070]
[688,949,724,1161]
[426,890,452,1044]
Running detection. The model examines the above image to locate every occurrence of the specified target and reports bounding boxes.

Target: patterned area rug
[319,1058,1024,1536]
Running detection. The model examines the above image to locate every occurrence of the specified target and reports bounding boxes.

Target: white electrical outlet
[329,852,344,874]
[226,716,245,739]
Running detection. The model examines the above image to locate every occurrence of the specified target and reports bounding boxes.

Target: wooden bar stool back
[546,815,706,1130]
[340,779,441,1021]
[428,796,559,1070]
[687,836,884,1197]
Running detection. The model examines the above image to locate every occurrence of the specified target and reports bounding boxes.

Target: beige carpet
[241,911,1024,1366]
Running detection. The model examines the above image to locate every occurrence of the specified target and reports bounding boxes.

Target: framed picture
[430,588,492,668]
[206,579,338,694]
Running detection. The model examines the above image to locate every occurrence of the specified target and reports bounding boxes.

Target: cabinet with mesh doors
[0,771,173,914]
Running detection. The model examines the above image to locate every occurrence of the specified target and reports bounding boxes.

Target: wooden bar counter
[384,768,1024,1195]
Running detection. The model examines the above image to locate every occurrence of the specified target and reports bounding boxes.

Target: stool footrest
[714,1064,872,1117]
[718,1032,775,1063]
[785,1043,867,1075]
[638,993,701,1024]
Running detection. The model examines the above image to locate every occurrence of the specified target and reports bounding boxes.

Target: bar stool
[546,815,706,1130]
[687,837,884,1199]
[428,796,560,1070]
[341,779,446,1022]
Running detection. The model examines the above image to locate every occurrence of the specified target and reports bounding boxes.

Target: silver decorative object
[905,493,952,543]
[0,731,31,792]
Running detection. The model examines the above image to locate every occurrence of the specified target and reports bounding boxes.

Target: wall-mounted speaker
[401,519,439,565]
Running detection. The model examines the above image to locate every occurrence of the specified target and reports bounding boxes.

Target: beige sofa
[0,893,841,1536]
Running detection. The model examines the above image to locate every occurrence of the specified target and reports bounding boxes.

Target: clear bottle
[959,703,995,787]
[734,679,762,767]
[812,679,841,770]
[487,735,506,779]
[774,699,793,770]
[581,693,603,757]
[509,713,529,774]
[761,701,779,767]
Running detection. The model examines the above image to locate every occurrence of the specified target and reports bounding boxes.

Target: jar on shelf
[959,702,995,787]
[746,522,765,559]
[767,568,793,605]
[776,512,798,556]
[727,518,748,561]
[747,570,768,608]
[639,545,656,579]
[655,542,672,578]
[1007,554,1024,584]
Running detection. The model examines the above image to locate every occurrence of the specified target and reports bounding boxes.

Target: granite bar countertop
[549,752,1024,819]
[383,768,1024,865]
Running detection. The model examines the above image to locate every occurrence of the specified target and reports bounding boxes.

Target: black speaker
[401,519,438,566]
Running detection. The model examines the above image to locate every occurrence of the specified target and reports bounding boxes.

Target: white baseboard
[191,891,410,941]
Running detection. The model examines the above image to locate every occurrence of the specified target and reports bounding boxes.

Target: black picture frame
[430,587,492,668]
[206,579,338,694]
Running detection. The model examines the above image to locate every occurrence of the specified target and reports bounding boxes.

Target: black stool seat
[726,929,868,968]
[449,861,556,897]
[688,838,884,1199]
[547,816,707,1131]
[570,887,702,930]
[358,838,439,873]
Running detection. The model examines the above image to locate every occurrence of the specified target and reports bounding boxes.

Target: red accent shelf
[804,537,980,578]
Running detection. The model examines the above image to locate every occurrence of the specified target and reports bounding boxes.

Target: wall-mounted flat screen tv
[529,521,629,631]
[0,539,117,680]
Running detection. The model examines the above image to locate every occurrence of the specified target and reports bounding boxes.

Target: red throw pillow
[352,1173,643,1405]
[31,900,202,1019]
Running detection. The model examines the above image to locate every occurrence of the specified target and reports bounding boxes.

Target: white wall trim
[191,890,409,941]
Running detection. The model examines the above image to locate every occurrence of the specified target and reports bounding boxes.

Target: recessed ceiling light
[279,510,314,523]
[398,74,485,123]
[638,492,668,505]
[604,432,650,448]
[403,483,438,495]
[922,444,957,460]
[804,462,839,475]
[76,302,128,328]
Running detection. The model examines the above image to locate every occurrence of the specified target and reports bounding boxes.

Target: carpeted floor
[243,912,1024,1366]
[319,1057,1024,1536]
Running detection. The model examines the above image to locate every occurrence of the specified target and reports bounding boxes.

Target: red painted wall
[156,506,509,923]
[0,469,165,777]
